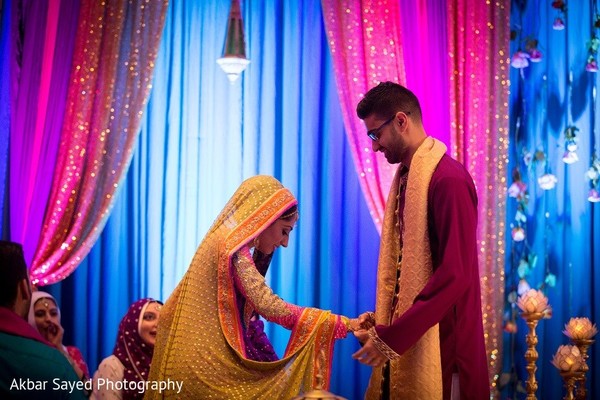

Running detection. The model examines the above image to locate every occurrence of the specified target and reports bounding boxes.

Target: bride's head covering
[27,291,59,328]
[206,175,298,253]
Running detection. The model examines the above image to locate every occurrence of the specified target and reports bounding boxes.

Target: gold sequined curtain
[29,0,168,286]
[447,1,511,395]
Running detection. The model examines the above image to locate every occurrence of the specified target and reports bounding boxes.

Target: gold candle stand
[571,338,594,400]
[521,311,544,400]
[559,370,581,400]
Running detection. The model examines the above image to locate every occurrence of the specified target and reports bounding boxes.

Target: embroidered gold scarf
[366,137,446,399]
[146,175,338,399]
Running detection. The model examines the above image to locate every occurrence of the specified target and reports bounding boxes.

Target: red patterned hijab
[112,298,162,399]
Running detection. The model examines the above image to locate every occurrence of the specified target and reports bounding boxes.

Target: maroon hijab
[112,298,161,399]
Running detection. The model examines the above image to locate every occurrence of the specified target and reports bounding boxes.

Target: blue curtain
[503,0,600,398]
[43,1,379,398]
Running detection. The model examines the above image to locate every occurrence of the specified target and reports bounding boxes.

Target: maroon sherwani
[375,154,490,400]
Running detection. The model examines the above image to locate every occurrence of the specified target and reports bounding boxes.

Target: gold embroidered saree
[146,175,346,399]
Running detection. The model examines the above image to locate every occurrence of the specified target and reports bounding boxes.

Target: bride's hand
[357,311,376,330]
[347,318,362,332]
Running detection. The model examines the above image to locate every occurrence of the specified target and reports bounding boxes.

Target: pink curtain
[321,0,406,232]
[448,1,510,393]
[396,0,451,147]
[29,0,168,286]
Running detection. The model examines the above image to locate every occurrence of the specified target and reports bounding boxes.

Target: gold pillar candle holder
[521,311,544,400]
[517,289,551,400]
[291,351,347,400]
[552,344,585,400]
[558,370,579,400]
[563,317,597,400]
[571,338,594,400]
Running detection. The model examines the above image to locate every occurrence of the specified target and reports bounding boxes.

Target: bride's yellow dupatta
[147,176,340,399]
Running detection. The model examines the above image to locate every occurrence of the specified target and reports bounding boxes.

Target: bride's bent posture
[146,175,360,399]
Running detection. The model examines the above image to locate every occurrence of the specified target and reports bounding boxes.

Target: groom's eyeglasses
[366,112,410,141]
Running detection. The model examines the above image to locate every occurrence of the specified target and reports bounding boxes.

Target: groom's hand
[352,332,387,367]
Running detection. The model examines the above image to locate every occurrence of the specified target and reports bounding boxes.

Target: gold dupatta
[146,175,339,399]
[366,138,446,399]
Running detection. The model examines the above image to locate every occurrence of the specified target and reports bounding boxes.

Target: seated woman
[28,291,90,381]
[146,175,362,399]
[92,298,162,399]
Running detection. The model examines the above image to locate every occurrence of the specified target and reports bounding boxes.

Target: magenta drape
[10,0,80,266]
[397,0,451,147]
[29,0,168,286]
[320,0,406,232]
[447,1,510,392]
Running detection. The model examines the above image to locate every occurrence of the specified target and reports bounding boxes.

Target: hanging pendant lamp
[217,0,250,83]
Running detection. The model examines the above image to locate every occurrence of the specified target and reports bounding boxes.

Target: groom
[352,82,490,400]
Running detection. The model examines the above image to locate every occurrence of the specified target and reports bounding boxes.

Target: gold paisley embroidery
[366,138,445,400]
[233,248,295,323]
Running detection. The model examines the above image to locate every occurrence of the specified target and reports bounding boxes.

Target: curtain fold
[0,0,11,233]
[447,1,511,394]
[9,0,75,265]
[397,0,451,146]
[28,0,168,286]
[320,0,406,232]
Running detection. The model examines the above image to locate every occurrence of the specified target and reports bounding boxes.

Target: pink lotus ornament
[553,17,565,30]
[551,345,584,372]
[588,188,600,202]
[508,181,527,198]
[586,60,599,72]
[538,173,558,190]
[517,289,550,314]
[563,317,598,340]
[511,51,530,69]
[511,227,526,242]
[529,49,542,62]
[562,151,579,164]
